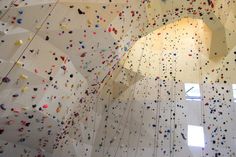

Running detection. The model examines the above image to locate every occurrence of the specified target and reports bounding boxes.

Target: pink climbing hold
[42,104,48,109]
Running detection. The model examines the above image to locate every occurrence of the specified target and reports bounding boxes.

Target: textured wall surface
[0,0,235,157]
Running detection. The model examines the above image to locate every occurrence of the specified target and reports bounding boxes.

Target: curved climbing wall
[0,0,236,157]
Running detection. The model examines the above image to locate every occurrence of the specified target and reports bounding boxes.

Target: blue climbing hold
[17,19,23,24]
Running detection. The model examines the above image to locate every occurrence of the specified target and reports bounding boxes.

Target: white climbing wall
[0,0,236,157]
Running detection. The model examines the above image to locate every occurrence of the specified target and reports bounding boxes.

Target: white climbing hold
[19,74,28,80]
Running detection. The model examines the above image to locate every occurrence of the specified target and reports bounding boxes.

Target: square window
[233,84,236,103]
[187,125,205,147]
[185,83,201,101]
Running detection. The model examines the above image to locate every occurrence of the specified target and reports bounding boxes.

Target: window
[188,125,205,147]
[185,83,201,101]
[233,84,236,103]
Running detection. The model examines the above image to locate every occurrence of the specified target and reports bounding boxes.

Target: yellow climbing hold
[15,40,23,46]
[21,86,28,93]
[16,61,23,67]
[60,24,68,30]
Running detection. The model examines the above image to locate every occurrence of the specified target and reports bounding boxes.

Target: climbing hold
[56,107,61,113]
[78,8,85,15]
[2,77,10,83]
[16,61,23,67]
[16,18,23,24]
[22,107,29,111]
[15,40,23,46]
[60,56,66,61]
[45,36,49,41]
[60,24,68,30]
[34,68,38,73]
[42,104,48,109]
[0,104,6,111]
[19,74,28,80]
[18,10,23,15]
[11,108,20,113]
[80,53,86,57]
[18,138,25,142]
[35,26,41,30]
[6,120,14,125]
[21,86,29,93]
[0,129,4,134]
[12,94,19,98]
[0,30,7,36]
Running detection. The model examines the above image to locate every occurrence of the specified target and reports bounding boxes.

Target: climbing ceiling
[0,0,236,157]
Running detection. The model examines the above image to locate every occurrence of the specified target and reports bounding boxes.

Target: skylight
[233,84,236,103]
[187,125,205,148]
[185,83,201,101]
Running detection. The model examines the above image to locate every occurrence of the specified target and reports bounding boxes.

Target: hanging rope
[111,35,147,157]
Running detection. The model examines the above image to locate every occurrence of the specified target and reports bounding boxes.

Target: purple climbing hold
[2,77,10,83]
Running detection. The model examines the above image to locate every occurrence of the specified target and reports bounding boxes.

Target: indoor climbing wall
[0,0,236,157]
